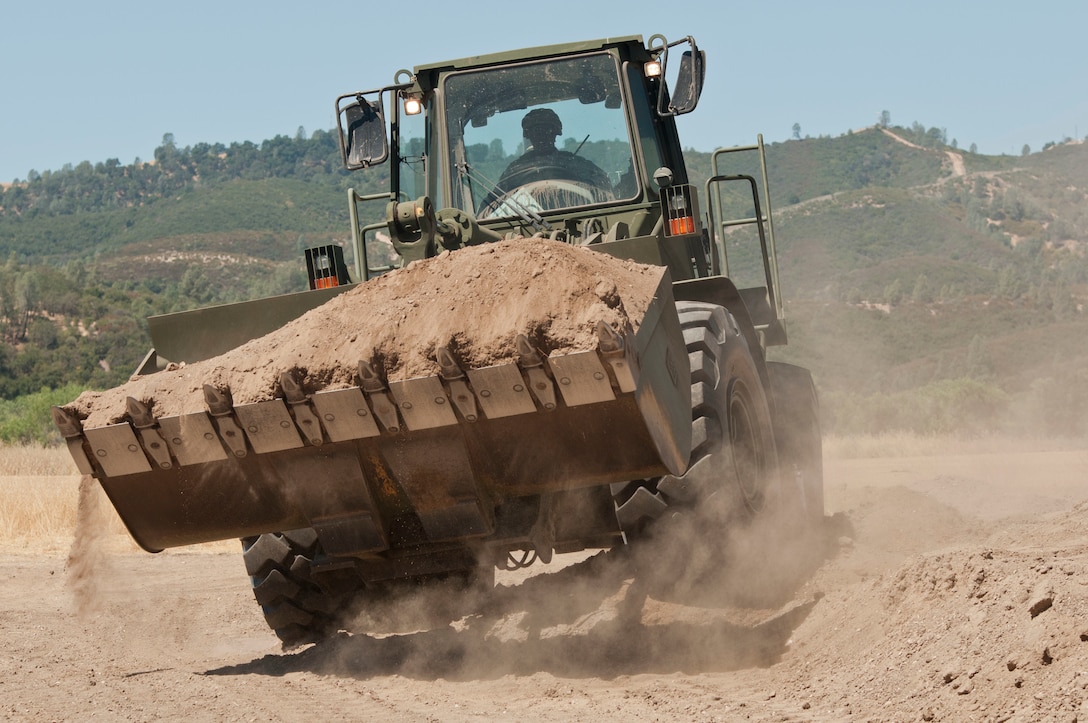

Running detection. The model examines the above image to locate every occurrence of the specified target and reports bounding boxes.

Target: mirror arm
[649,35,704,118]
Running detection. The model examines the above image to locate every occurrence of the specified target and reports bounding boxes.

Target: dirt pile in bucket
[68,238,665,429]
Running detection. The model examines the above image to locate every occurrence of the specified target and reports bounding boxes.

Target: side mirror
[338,96,389,169]
[669,48,705,115]
[649,35,706,117]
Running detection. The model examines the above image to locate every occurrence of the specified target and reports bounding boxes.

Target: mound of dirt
[70,239,664,429]
[776,497,1088,721]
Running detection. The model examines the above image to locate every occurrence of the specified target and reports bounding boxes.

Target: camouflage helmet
[522,108,562,137]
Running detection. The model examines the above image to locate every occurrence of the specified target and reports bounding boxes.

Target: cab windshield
[443,52,637,220]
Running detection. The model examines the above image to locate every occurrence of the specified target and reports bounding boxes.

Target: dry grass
[0,445,84,554]
[0,444,81,476]
[0,475,85,553]
[0,444,233,556]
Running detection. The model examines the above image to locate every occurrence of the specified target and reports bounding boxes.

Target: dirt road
[3,447,1087,721]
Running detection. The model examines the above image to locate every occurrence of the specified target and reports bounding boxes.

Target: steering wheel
[478,179,603,220]
[478,156,613,216]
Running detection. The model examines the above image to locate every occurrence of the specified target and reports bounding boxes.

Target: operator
[489,108,612,203]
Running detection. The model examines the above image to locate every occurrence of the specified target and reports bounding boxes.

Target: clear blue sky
[3,0,1086,183]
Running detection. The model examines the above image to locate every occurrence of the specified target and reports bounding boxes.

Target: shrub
[0,384,86,445]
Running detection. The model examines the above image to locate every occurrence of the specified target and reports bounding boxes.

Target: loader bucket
[55,272,691,554]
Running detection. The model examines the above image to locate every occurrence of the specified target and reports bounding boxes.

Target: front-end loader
[54,34,823,645]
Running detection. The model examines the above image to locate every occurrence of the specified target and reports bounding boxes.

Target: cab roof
[410,35,648,86]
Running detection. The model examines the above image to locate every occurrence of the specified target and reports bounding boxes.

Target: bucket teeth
[596,320,624,355]
[125,397,173,470]
[51,406,83,439]
[516,334,544,368]
[67,325,653,479]
[51,406,94,475]
[515,334,556,411]
[125,397,156,428]
[357,361,401,432]
[279,371,307,404]
[203,384,248,458]
[436,347,464,381]
[279,371,325,446]
[597,321,637,394]
[436,347,478,422]
[203,384,234,416]
[357,360,385,394]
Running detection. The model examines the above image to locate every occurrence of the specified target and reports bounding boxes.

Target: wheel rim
[728,378,767,512]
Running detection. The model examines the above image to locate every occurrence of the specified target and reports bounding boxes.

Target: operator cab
[335,36,706,269]
[444,52,638,221]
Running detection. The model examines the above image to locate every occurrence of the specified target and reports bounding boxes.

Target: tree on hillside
[911,274,933,304]
[792,123,801,140]
[1001,188,1024,222]
[12,271,39,342]
[996,266,1022,300]
[965,335,992,379]
[883,278,903,305]
[878,110,891,128]
[1021,144,1031,156]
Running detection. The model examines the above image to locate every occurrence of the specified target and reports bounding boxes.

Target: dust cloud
[273,481,837,683]
[65,475,115,616]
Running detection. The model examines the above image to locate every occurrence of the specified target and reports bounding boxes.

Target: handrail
[348,188,396,281]
[703,174,776,318]
[706,134,783,323]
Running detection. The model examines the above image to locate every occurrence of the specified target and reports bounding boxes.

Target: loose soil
[3,446,1087,721]
[69,239,663,428]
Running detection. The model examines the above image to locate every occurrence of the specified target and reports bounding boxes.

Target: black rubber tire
[766,361,825,528]
[613,301,779,537]
[241,528,364,647]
